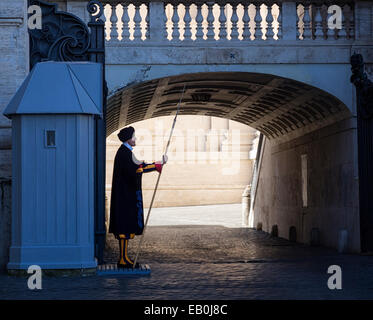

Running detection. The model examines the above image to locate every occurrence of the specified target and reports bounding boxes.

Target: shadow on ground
[104,225,341,265]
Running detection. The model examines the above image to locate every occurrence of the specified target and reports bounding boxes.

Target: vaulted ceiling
[106,72,350,140]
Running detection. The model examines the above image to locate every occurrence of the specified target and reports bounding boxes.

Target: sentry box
[3,61,102,272]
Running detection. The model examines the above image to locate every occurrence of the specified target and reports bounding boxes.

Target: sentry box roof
[3,61,103,118]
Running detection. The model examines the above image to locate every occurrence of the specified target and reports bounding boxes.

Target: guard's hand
[162,154,168,165]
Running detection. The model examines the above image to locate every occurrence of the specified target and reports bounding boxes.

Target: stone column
[354,1,373,40]
[149,1,165,42]
[281,2,297,40]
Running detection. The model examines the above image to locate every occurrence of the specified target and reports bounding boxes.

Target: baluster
[102,3,109,41]
[133,4,142,40]
[110,4,119,41]
[195,3,204,40]
[206,2,215,40]
[218,3,227,40]
[184,4,192,40]
[121,3,130,41]
[310,5,316,39]
[145,5,149,40]
[339,5,347,39]
[265,3,274,40]
[303,4,311,40]
[325,5,333,40]
[276,3,282,39]
[314,5,323,39]
[320,4,328,40]
[254,3,263,40]
[100,4,107,24]
[230,4,239,40]
[343,4,353,39]
[296,4,302,40]
[164,3,169,40]
[349,4,354,39]
[333,21,340,40]
[172,4,180,40]
[327,5,340,40]
[242,4,250,40]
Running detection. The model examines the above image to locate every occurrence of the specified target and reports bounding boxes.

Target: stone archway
[104,71,360,252]
[106,72,351,141]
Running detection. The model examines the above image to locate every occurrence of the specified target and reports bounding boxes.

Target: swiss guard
[109,126,167,268]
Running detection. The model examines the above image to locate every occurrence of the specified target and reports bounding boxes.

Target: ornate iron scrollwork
[350,53,373,119]
[29,0,91,69]
[87,0,105,23]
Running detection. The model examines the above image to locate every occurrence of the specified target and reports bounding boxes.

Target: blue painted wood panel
[9,114,96,268]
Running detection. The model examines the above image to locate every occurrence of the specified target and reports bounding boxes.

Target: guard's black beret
[118,126,135,142]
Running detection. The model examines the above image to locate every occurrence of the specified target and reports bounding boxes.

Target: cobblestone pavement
[1,204,373,300]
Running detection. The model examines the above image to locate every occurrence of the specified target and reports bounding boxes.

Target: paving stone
[0,225,372,300]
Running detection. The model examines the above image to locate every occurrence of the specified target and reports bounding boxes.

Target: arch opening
[104,71,359,254]
[106,72,352,142]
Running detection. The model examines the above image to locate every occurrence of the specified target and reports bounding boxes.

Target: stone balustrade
[98,1,355,42]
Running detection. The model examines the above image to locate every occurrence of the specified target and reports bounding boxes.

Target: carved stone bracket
[351,52,373,253]
[351,54,373,120]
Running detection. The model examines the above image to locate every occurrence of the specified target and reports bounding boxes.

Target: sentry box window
[45,130,56,148]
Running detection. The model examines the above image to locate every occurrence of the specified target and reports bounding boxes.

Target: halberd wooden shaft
[133,84,186,269]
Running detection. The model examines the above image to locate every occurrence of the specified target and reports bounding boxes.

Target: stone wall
[0,0,28,179]
[106,116,258,208]
[0,0,28,271]
[253,117,360,252]
[0,180,11,271]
